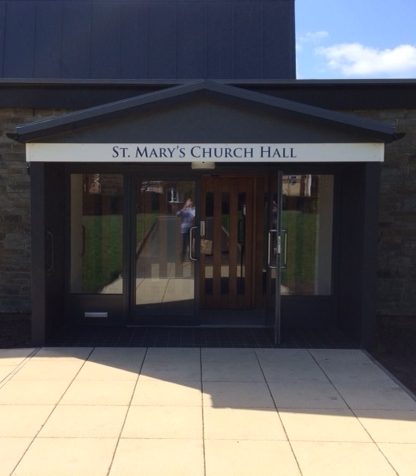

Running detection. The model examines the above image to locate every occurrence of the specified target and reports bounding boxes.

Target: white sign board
[26,142,385,163]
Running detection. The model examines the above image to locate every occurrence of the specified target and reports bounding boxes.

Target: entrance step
[46,327,358,349]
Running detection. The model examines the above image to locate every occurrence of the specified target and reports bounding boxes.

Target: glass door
[133,179,197,324]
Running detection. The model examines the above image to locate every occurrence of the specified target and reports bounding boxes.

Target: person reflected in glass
[177,198,195,261]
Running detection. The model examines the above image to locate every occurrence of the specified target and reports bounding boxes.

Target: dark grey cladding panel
[0,0,295,80]
[42,97,377,144]
[2,2,37,78]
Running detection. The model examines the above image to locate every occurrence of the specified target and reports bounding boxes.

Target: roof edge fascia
[8,80,400,143]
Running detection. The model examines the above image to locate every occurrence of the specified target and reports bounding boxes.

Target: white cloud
[316,43,416,76]
[300,31,329,43]
[296,31,328,51]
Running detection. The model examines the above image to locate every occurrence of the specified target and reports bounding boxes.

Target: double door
[69,172,282,341]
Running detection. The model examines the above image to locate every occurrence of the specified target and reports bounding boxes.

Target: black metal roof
[0,0,295,80]
[9,80,400,143]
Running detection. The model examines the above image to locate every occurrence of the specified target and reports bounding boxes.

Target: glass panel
[237,192,246,295]
[203,191,214,296]
[221,192,230,295]
[135,180,195,315]
[281,174,334,296]
[70,174,123,294]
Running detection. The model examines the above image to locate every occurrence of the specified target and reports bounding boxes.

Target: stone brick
[3,233,26,250]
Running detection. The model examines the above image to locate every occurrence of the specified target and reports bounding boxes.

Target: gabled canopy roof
[9,80,400,144]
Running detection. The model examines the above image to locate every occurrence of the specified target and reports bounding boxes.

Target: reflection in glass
[70,174,123,294]
[135,180,195,315]
[280,174,334,295]
[221,192,230,295]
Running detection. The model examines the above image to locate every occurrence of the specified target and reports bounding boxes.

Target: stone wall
[0,109,68,312]
[0,107,415,320]
[0,109,31,312]
[353,109,416,318]
[380,110,416,318]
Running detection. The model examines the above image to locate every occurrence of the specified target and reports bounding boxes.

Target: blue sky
[295,0,416,79]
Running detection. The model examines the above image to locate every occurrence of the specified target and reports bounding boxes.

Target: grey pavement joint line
[0,348,40,389]
[254,349,304,476]
[106,347,147,476]
[307,349,401,476]
[306,349,351,410]
[9,346,95,476]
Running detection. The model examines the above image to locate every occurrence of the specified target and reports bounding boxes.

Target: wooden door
[199,176,268,312]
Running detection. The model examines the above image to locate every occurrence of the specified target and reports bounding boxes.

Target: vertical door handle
[281,229,288,269]
[46,231,54,272]
[267,229,278,269]
[189,226,198,261]
[81,225,86,257]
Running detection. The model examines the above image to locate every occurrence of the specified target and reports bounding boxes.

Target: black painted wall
[0,0,295,80]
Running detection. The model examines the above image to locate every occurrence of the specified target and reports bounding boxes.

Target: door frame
[33,160,380,348]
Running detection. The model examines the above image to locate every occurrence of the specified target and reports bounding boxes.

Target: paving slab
[0,347,414,476]
[202,360,265,382]
[11,438,117,476]
[0,438,33,476]
[355,410,416,443]
[109,439,204,476]
[122,405,203,439]
[0,405,54,437]
[203,406,287,440]
[268,377,347,409]
[291,441,399,476]
[205,440,301,476]
[11,360,84,381]
[139,359,201,382]
[203,381,275,408]
[38,405,128,438]
[32,347,93,361]
[0,348,36,366]
[378,443,416,476]
[201,348,258,362]
[75,361,140,381]
[279,408,373,442]
[0,380,71,405]
[59,379,137,405]
[145,347,199,362]
[88,347,146,364]
[0,366,18,381]
[132,379,202,406]
[333,382,416,410]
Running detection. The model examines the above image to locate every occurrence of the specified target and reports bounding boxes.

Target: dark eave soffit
[1,78,416,110]
[9,80,399,144]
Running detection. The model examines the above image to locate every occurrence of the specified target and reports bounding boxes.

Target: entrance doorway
[199,176,278,326]
[68,171,282,332]
[132,174,280,327]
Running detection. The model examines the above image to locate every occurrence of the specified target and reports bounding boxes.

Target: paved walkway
[0,347,415,476]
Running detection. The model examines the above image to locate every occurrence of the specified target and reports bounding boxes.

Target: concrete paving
[0,347,415,476]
